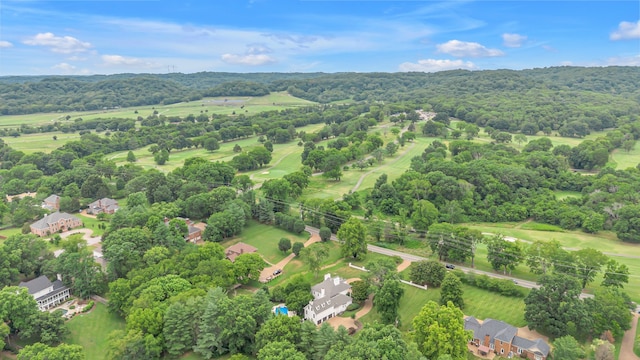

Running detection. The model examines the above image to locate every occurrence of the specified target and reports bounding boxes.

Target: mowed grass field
[611,146,640,170]
[66,303,125,360]
[108,122,326,173]
[464,222,640,302]
[358,283,527,331]
[0,92,316,129]
[221,221,310,265]
[4,132,83,154]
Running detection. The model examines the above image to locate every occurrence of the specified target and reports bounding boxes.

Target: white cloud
[51,62,91,75]
[606,55,640,66]
[67,55,87,61]
[221,53,276,66]
[399,59,476,72]
[436,40,504,58]
[0,41,13,48]
[100,54,159,68]
[610,20,640,40]
[502,33,527,48]
[52,62,76,71]
[23,32,91,53]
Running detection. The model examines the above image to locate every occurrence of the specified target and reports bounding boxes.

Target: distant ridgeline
[1,68,639,124]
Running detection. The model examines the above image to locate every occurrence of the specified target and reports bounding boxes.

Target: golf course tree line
[358,123,640,241]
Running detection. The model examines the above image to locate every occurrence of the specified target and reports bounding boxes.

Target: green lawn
[76,214,106,237]
[358,283,527,332]
[109,122,325,174]
[300,136,435,201]
[463,222,640,258]
[4,133,84,154]
[66,303,125,360]
[221,221,310,265]
[0,92,315,129]
[611,147,640,170]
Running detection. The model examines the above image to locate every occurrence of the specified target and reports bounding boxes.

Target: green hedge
[454,271,525,298]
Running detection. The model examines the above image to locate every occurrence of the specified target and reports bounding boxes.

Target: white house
[304,273,352,325]
[19,275,71,311]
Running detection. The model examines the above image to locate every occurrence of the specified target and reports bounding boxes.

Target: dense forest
[2,67,639,123]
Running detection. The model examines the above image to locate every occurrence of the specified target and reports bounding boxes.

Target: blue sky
[0,0,638,75]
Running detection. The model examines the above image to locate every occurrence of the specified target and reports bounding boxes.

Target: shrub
[82,301,95,313]
[346,303,361,312]
[69,305,76,310]
[461,273,524,297]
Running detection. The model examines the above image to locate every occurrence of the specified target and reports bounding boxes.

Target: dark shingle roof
[464,316,481,335]
[19,275,53,294]
[35,280,69,301]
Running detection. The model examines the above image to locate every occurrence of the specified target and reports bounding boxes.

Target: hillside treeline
[2,69,639,137]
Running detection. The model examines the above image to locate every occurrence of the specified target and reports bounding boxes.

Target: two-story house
[465,317,550,360]
[87,198,119,215]
[19,275,71,311]
[304,273,352,325]
[30,212,83,236]
[41,194,60,211]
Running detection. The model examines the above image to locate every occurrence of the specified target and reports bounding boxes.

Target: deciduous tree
[409,260,446,287]
[412,301,470,360]
[373,280,404,325]
[440,272,464,309]
[337,218,367,260]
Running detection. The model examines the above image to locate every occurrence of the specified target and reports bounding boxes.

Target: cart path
[351,141,416,193]
[620,313,640,360]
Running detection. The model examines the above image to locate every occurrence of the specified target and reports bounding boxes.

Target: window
[518,348,522,354]
[490,344,494,350]
[500,349,504,354]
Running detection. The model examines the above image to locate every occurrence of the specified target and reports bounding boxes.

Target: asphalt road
[306,225,594,299]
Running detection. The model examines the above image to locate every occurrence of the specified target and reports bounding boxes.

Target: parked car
[445,264,455,270]
[273,269,282,276]
[512,279,518,284]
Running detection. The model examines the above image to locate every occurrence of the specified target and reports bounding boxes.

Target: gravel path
[258,233,321,282]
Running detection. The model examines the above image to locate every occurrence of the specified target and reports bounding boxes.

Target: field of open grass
[0,92,315,129]
[66,303,126,360]
[221,221,310,265]
[611,146,640,170]
[359,283,527,331]
[463,222,640,302]
[3,132,84,154]
[109,122,326,173]
[464,222,640,257]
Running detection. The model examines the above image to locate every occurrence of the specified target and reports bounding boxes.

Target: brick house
[30,212,83,236]
[87,198,119,215]
[225,242,257,262]
[41,194,60,211]
[464,317,550,360]
[304,273,352,325]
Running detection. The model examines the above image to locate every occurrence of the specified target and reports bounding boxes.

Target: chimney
[324,273,331,281]
[334,277,340,286]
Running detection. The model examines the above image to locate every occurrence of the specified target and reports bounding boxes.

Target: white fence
[348,263,427,290]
